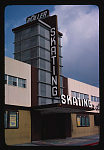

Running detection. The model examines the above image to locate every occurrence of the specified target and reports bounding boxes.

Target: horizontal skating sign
[26,9,49,23]
[60,94,93,108]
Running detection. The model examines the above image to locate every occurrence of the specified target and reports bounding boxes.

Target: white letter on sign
[52,87,57,96]
[51,28,55,36]
[52,76,57,86]
[61,94,66,104]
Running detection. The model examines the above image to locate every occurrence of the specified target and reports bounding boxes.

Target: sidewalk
[32,134,99,146]
[15,134,99,146]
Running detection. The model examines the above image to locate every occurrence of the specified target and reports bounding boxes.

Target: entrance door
[42,113,71,139]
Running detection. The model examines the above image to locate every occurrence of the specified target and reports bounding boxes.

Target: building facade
[5,57,32,145]
[63,77,99,113]
[5,9,100,145]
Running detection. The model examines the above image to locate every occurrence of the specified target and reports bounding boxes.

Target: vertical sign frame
[42,15,60,97]
[50,15,60,97]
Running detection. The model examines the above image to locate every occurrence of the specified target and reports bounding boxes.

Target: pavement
[15,134,99,146]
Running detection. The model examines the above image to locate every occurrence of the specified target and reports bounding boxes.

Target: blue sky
[5,5,99,87]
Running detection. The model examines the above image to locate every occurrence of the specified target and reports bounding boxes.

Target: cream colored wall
[71,113,99,137]
[5,110,31,145]
[5,57,31,107]
[68,78,99,113]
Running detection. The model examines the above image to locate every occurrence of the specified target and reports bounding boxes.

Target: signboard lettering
[38,15,60,97]
[60,94,92,108]
[50,25,59,97]
[26,9,49,23]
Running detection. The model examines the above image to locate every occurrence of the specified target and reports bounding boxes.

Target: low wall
[71,113,99,137]
[5,110,31,145]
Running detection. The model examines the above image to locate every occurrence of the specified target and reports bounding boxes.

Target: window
[45,40,50,50]
[91,96,94,101]
[80,93,84,100]
[39,59,46,69]
[71,91,76,97]
[40,25,45,37]
[59,57,62,66]
[86,116,90,126]
[40,48,50,61]
[21,36,38,50]
[18,78,26,88]
[84,94,89,100]
[94,114,100,126]
[45,29,50,39]
[60,88,63,95]
[8,76,17,86]
[58,37,61,46]
[5,74,26,88]
[15,31,21,41]
[60,67,62,75]
[46,85,51,97]
[76,92,79,98]
[40,48,45,58]
[40,36,45,48]
[97,97,99,102]
[82,116,86,126]
[40,84,46,97]
[39,70,46,82]
[40,26,50,39]
[4,111,19,129]
[59,46,61,56]
[91,96,99,102]
[46,72,51,84]
[76,115,90,127]
[15,42,21,52]
[5,74,7,84]
[94,96,97,102]
[31,47,38,58]
[21,49,31,61]
[39,97,46,105]
[39,83,46,97]
[60,76,63,87]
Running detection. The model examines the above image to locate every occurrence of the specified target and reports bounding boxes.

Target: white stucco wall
[5,57,31,107]
[68,78,99,113]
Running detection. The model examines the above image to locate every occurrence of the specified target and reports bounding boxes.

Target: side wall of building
[71,113,99,137]
[5,57,31,107]
[5,109,31,145]
[68,78,99,112]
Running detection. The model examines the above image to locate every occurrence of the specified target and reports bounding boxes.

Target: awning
[31,103,94,114]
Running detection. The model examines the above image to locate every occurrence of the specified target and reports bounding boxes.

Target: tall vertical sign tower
[12,9,63,105]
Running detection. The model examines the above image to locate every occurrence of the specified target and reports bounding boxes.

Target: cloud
[51,5,99,86]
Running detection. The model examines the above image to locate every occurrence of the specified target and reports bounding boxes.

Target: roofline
[12,19,50,32]
[12,18,63,36]
[63,76,99,89]
[38,19,51,28]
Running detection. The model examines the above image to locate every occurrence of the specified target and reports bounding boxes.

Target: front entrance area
[32,111,71,141]
[41,113,71,139]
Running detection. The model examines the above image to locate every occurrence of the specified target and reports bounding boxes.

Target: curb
[83,142,99,146]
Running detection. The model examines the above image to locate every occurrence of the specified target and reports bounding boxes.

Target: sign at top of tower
[26,9,49,23]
